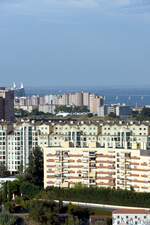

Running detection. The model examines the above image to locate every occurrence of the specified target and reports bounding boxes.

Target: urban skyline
[1,0,150,224]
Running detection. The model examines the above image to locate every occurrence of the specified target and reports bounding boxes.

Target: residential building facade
[44,120,150,192]
[14,92,104,115]
[112,209,150,225]
[44,145,150,192]
[0,121,52,174]
[1,119,150,192]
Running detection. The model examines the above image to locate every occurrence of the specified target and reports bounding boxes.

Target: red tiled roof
[113,209,150,215]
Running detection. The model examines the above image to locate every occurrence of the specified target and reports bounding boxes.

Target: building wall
[48,123,149,150]
[14,92,104,115]
[44,145,150,192]
[1,120,150,191]
[0,122,39,173]
[0,97,4,120]
[0,89,14,122]
[112,212,150,225]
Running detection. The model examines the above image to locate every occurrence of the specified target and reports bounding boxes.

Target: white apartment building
[1,119,150,192]
[112,209,150,225]
[99,122,149,150]
[0,121,53,174]
[48,122,99,148]
[47,121,150,151]
[0,122,39,173]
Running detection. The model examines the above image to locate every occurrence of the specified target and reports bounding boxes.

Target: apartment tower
[0,88,14,122]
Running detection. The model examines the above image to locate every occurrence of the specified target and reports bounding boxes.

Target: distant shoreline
[24,87,150,107]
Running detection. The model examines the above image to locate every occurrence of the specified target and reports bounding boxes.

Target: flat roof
[113,209,150,215]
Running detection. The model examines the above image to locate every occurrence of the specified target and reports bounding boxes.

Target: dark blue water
[25,87,150,107]
[104,95,149,107]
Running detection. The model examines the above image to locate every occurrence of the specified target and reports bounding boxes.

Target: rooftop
[113,209,150,215]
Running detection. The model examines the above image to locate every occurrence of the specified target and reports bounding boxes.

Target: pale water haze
[0,0,150,87]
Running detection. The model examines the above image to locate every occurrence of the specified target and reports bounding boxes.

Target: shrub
[0,213,17,225]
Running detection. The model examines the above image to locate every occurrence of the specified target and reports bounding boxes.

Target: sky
[0,0,150,87]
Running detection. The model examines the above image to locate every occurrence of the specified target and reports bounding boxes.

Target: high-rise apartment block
[0,121,50,173]
[43,121,150,192]
[44,146,150,192]
[2,119,150,192]
[0,88,14,122]
[15,92,105,115]
[89,94,104,116]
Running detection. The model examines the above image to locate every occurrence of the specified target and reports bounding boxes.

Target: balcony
[89,152,96,156]
[82,159,88,163]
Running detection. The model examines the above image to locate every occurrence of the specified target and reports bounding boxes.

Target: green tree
[0,164,10,177]
[2,181,8,202]
[2,180,21,202]
[0,213,17,225]
[24,147,43,187]
[68,204,90,225]
[20,181,40,199]
[18,161,24,175]
[55,105,89,114]
[29,200,59,225]
[41,186,150,208]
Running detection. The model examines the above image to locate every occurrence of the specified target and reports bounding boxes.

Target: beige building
[83,92,89,107]
[43,121,150,192]
[14,92,104,115]
[68,93,83,106]
[89,94,104,115]
[44,144,150,192]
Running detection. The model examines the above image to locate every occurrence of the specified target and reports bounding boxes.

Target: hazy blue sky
[0,0,150,87]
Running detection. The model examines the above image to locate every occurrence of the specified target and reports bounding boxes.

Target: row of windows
[104,127,147,130]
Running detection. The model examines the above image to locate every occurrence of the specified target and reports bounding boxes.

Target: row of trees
[29,200,91,225]
[55,105,89,114]
[15,109,53,118]
[15,106,89,119]
[40,185,150,208]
